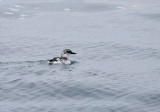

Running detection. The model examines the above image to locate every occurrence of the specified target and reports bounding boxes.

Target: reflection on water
[0,1,117,19]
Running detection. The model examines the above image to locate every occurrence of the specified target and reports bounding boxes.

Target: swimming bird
[48,49,76,65]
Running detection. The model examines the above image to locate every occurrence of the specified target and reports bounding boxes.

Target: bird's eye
[67,51,70,53]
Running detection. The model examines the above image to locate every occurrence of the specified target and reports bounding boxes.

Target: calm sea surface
[0,0,160,112]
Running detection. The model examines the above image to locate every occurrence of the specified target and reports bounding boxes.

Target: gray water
[0,0,160,112]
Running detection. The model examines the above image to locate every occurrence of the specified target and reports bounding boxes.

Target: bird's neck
[61,53,69,58]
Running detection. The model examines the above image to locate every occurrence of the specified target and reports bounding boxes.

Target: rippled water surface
[0,0,160,112]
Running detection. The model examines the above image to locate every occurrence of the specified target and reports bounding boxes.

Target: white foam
[64,8,70,11]
[132,5,138,8]
[19,18,25,19]
[14,5,24,8]
[8,8,19,11]
[34,7,39,10]
[117,7,127,10]
[20,14,28,17]
[3,12,14,15]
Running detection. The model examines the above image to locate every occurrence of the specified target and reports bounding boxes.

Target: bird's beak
[71,51,77,54]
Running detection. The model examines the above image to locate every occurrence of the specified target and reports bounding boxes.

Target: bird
[48,49,76,65]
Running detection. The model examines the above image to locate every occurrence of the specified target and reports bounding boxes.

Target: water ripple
[83,42,160,61]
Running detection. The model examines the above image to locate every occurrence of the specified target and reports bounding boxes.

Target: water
[0,0,160,112]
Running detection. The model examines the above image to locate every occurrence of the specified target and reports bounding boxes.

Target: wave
[83,42,160,61]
